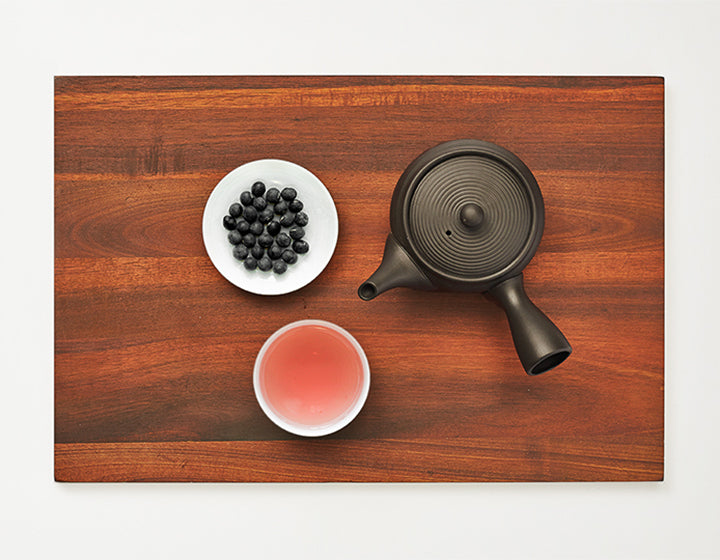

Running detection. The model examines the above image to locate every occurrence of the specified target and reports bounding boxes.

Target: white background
[1,0,718,558]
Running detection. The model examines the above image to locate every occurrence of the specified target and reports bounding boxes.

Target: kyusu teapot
[358,139,571,375]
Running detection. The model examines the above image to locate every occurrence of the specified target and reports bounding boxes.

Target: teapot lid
[391,140,545,287]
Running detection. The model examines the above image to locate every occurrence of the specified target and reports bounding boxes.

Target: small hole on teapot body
[446,230,452,236]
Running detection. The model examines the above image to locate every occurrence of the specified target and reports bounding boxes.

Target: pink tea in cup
[253,320,370,437]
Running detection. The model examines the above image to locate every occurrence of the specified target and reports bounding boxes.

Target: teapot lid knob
[459,203,484,229]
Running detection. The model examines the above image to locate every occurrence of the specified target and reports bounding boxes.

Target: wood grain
[55,76,664,481]
[55,437,661,482]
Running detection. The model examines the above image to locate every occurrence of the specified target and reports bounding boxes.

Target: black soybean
[273,200,289,215]
[279,213,296,227]
[273,260,288,274]
[258,255,273,271]
[266,187,281,203]
[228,230,243,245]
[232,244,249,260]
[268,244,283,260]
[281,249,298,264]
[281,187,297,201]
[228,203,242,217]
[243,206,258,222]
[251,181,266,197]
[249,221,264,236]
[292,240,309,254]
[240,191,253,206]
[242,233,256,248]
[236,219,250,233]
[222,215,237,230]
[266,220,281,236]
[259,208,274,224]
[251,244,265,260]
[276,232,291,247]
[289,226,305,240]
[294,212,309,227]
[253,197,267,211]
[258,232,274,248]
[244,256,258,270]
[289,199,303,213]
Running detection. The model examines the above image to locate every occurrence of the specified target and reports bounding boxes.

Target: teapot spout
[358,234,434,300]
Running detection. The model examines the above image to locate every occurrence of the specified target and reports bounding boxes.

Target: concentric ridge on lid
[407,154,533,279]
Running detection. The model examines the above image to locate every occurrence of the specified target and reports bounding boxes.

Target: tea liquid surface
[260,324,364,425]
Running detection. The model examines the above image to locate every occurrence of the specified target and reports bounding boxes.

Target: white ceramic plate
[202,159,338,295]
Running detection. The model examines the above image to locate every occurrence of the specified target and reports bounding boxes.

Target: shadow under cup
[253,320,371,437]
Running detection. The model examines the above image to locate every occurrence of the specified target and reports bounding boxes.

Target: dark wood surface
[55,76,664,482]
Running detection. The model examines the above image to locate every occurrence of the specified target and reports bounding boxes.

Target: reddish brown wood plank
[54,78,662,177]
[54,169,662,259]
[55,437,662,483]
[55,288,662,443]
[55,76,663,481]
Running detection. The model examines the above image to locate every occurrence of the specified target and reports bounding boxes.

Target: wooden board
[54,76,664,482]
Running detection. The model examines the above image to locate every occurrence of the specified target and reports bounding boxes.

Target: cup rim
[253,319,371,437]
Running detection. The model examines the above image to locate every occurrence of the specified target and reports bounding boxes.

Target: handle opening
[529,350,571,375]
